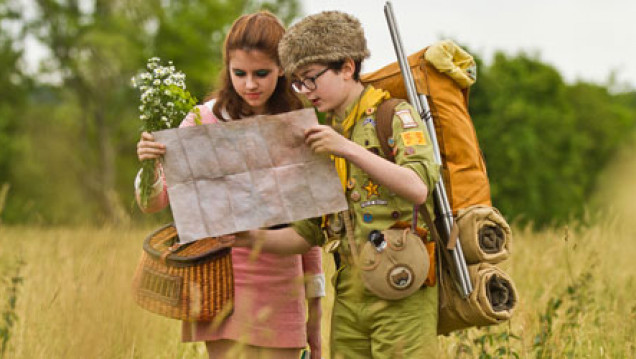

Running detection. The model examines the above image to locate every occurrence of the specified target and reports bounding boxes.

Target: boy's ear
[341,57,356,80]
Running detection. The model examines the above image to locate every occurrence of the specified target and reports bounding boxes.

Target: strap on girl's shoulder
[376,98,406,162]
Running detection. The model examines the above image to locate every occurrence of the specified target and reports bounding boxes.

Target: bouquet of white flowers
[132,57,200,207]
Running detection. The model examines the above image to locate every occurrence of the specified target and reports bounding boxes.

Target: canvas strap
[377,98,423,234]
[342,210,360,267]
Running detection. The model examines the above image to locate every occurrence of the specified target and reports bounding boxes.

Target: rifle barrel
[384,1,473,297]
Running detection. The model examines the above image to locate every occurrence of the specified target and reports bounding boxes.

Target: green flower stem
[139,158,158,208]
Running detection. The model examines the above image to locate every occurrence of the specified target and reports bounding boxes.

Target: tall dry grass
[1,213,634,358]
[1,153,636,358]
[0,226,207,358]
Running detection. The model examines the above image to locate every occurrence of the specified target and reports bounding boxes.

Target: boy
[229,11,440,358]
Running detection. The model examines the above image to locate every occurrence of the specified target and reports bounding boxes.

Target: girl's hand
[304,125,351,157]
[137,131,166,161]
[306,297,322,359]
[218,231,254,248]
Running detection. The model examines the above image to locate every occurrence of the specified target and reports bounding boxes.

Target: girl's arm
[230,227,312,255]
[301,247,325,359]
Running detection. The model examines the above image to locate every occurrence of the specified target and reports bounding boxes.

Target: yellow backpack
[362,44,491,214]
[362,41,517,335]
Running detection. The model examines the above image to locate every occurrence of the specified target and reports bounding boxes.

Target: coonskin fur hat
[279,11,370,76]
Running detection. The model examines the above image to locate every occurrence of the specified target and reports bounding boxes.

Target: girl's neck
[250,104,267,115]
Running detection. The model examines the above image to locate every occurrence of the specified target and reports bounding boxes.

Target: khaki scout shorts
[330,266,438,359]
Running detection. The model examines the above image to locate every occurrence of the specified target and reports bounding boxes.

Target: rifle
[383,1,473,297]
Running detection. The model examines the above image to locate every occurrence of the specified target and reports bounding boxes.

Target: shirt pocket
[360,125,383,157]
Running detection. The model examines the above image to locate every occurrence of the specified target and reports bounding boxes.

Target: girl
[135,11,324,359]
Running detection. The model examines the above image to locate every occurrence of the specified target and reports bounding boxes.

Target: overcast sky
[300,0,636,89]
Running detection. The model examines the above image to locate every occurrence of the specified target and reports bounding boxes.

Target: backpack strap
[375,98,405,162]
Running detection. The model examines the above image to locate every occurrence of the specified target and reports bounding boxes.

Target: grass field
[2,156,636,358]
[1,214,634,358]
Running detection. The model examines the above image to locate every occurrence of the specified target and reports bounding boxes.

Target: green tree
[566,82,636,196]
[0,0,27,190]
[4,0,299,224]
[470,52,636,227]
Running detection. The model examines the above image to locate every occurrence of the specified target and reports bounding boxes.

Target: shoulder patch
[401,130,427,146]
[395,109,417,129]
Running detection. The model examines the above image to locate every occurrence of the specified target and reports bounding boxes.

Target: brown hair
[208,11,302,120]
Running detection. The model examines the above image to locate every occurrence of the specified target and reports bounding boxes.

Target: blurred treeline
[0,0,300,225]
[1,0,635,228]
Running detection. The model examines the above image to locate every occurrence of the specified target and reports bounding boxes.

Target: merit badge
[360,199,388,208]
[362,117,376,126]
[350,191,361,202]
[405,146,415,155]
[363,180,380,198]
[391,210,401,219]
[347,178,356,189]
[363,213,373,223]
[365,107,376,115]
[395,109,417,129]
[387,137,396,147]
[401,130,427,147]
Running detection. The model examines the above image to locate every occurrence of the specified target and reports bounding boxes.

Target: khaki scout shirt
[292,88,440,258]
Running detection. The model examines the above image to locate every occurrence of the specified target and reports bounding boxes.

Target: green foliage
[0,0,300,224]
[0,0,27,188]
[451,325,521,359]
[152,0,247,98]
[533,268,595,358]
[0,257,24,358]
[1,2,636,226]
[470,52,636,227]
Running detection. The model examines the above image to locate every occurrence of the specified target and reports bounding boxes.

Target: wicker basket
[132,224,234,321]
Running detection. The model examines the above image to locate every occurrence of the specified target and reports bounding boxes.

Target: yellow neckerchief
[332,85,391,191]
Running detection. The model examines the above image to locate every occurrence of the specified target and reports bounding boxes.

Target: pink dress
[136,101,324,348]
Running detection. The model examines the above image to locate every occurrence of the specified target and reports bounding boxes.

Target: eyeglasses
[291,68,329,92]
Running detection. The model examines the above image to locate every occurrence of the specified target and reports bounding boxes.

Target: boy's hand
[304,125,351,157]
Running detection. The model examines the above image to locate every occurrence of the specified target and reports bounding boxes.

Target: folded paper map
[153,108,348,243]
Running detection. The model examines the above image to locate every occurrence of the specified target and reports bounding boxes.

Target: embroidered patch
[360,199,388,208]
[396,109,417,129]
[401,131,427,147]
[363,180,380,198]
[347,178,356,189]
[362,117,376,126]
